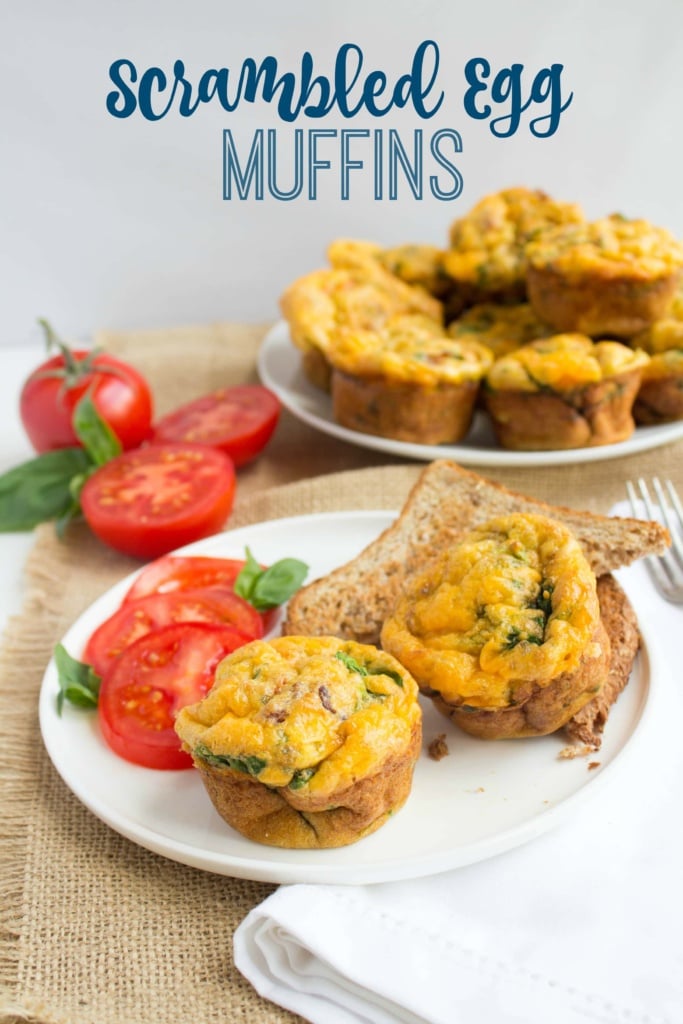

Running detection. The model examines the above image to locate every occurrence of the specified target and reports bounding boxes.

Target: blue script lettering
[106,42,444,122]
[463,58,572,137]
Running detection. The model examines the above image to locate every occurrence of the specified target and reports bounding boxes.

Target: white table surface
[0,344,52,637]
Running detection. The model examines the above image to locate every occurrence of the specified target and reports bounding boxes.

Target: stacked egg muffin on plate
[279,186,683,450]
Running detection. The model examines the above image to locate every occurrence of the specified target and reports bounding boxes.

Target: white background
[2,0,683,349]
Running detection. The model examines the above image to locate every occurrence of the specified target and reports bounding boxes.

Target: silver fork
[626,478,683,604]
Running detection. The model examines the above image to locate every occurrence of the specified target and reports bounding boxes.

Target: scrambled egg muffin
[326,238,384,268]
[328,315,493,444]
[630,298,683,422]
[526,214,683,337]
[381,513,610,739]
[327,238,453,298]
[447,301,551,359]
[444,187,584,302]
[280,264,443,391]
[175,636,422,849]
[484,334,649,449]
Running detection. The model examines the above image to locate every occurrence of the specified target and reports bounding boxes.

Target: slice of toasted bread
[283,459,669,645]
[564,573,640,751]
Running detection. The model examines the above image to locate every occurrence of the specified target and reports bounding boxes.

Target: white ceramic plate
[40,511,654,885]
[258,321,683,467]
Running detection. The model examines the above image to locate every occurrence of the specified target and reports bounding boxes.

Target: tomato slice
[122,554,278,633]
[84,587,263,677]
[124,555,247,602]
[80,443,236,559]
[98,622,246,769]
[151,386,280,467]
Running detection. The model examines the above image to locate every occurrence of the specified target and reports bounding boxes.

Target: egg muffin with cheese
[326,238,384,269]
[381,514,610,740]
[447,301,551,359]
[443,187,585,303]
[483,333,649,449]
[377,244,454,299]
[327,238,453,299]
[174,636,422,849]
[280,264,443,391]
[633,349,683,423]
[630,300,683,423]
[526,214,683,337]
[328,315,493,444]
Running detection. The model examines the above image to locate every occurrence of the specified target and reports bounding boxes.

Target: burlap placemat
[1,321,682,1024]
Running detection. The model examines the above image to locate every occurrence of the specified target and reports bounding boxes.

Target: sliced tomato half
[80,443,236,560]
[124,555,248,602]
[151,385,280,467]
[84,587,263,678]
[98,622,247,770]
[123,554,279,633]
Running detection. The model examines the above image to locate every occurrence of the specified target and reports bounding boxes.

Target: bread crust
[564,574,640,749]
[191,719,422,849]
[282,460,669,645]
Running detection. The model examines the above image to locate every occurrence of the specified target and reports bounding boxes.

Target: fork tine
[634,477,657,521]
[626,479,682,599]
[638,479,679,585]
[652,478,683,570]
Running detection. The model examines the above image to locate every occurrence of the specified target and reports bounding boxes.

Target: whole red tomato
[20,324,153,453]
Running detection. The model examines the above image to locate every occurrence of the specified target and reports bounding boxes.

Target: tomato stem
[38,318,82,379]
[35,318,128,391]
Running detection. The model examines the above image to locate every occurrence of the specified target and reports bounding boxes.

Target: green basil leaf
[335,650,367,676]
[53,643,100,715]
[234,548,308,611]
[289,766,317,790]
[368,665,404,688]
[234,546,263,602]
[249,557,309,611]
[54,501,82,539]
[54,469,95,538]
[0,448,92,532]
[335,652,404,689]
[194,743,266,776]
[72,392,122,466]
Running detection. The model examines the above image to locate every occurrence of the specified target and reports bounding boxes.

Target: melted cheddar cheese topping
[447,302,551,358]
[381,514,601,710]
[327,315,493,384]
[444,187,584,291]
[526,214,683,280]
[632,280,683,355]
[641,348,683,380]
[280,266,443,355]
[174,636,421,796]
[327,238,450,296]
[326,238,383,269]
[486,334,649,392]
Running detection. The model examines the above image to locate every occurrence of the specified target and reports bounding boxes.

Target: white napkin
[234,507,683,1024]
